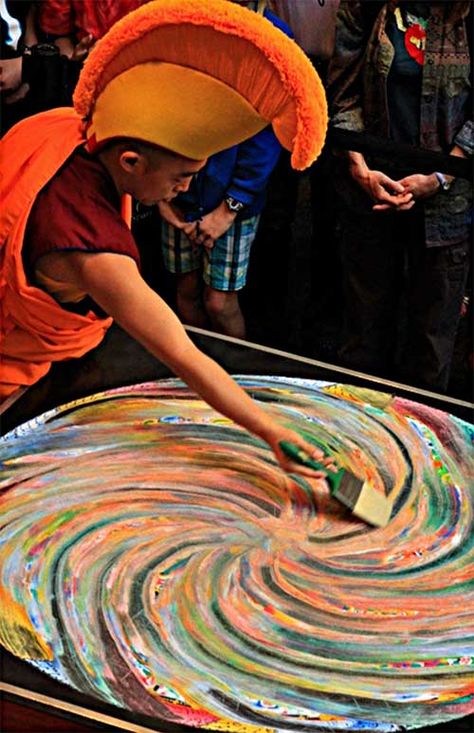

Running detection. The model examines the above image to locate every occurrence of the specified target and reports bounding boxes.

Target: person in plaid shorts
[158,1,292,339]
[160,204,261,338]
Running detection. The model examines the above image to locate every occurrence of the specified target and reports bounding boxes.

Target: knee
[204,289,238,319]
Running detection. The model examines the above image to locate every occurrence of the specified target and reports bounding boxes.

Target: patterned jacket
[328,1,472,247]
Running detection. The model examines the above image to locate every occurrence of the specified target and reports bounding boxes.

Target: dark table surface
[1,325,473,733]
[2,324,473,435]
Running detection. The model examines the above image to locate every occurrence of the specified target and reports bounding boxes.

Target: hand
[263,425,337,479]
[186,201,236,250]
[71,34,95,62]
[348,151,414,212]
[158,200,187,228]
[397,173,443,202]
[4,82,29,104]
[53,36,76,59]
[0,57,23,93]
[354,168,414,211]
[158,201,203,247]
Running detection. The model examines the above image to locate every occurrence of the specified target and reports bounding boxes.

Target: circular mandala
[0,377,473,732]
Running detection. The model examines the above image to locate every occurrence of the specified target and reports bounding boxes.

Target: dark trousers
[338,209,470,392]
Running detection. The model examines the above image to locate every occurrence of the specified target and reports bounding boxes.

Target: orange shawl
[0,108,114,401]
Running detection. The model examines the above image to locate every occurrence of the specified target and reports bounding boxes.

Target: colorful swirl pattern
[0,377,473,732]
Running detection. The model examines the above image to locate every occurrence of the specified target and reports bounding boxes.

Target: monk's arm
[55,251,332,477]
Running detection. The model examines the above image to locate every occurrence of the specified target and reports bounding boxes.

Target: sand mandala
[0,377,473,731]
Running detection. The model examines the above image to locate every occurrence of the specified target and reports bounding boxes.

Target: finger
[381,190,413,205]
[397,200,416,211]
[293,442,325,461]
[73,36,94,61]
[373,195,413,211]
[186,223,199,236]
[77,34,94,49]
[379,175,406,194]
[373,203,397,211]
[321,456,338,469]
[306,447,325,462]
[281,461,327,479]
[374,192,405,206]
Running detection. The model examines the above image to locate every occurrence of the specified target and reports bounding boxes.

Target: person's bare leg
[176,271,208,327]
[204,286,246,338]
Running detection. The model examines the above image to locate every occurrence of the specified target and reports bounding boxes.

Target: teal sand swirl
[0,377,473,731]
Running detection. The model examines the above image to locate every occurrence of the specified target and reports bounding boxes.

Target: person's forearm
[63,252,332,475]
[121,301,278,442]
[84,260,274,441]
[158,200,186,227]
[166,343,277,442]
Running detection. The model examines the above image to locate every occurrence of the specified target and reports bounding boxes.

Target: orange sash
[0,109,114,401]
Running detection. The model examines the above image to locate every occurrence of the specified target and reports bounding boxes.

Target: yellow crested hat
[73,0,327,170]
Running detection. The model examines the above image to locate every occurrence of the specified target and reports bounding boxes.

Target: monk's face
[117,149,207,206]
[120,149,206,206]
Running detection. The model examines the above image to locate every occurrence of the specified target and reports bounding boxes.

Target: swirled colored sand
[0,377,473,732]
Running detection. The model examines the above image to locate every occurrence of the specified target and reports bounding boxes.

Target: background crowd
[1,0,472,399]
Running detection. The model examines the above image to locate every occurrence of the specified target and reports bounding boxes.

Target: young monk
[1,0,328,476]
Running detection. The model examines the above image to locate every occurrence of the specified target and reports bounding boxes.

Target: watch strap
[224,195,245,213]
[434,171,452,191]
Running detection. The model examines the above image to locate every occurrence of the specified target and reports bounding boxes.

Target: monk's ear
[119,150,146,175]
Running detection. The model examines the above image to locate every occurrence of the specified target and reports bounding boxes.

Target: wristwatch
[434,171,453,191]
[224,195,245,213]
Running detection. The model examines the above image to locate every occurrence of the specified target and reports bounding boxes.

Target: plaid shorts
[161,215,260,291]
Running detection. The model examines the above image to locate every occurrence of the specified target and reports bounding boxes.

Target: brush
[279,440,392,528]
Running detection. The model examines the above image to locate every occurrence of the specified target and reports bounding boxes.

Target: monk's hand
[263,426,337,479]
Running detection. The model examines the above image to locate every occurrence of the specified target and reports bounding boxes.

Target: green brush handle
[279,441,345,493]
